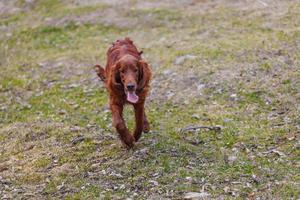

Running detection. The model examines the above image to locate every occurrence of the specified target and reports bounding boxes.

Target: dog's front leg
[143,112,150,133]
[110,102,135,149]
[133,102,145,142]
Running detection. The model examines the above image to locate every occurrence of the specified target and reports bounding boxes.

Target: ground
[0,0,299,199]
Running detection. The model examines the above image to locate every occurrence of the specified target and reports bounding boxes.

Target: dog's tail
[94,65,106,82]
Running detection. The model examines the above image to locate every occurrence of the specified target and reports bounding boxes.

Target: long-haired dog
[95,38,152,149]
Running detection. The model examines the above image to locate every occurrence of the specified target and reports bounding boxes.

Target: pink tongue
[127,92,139,103]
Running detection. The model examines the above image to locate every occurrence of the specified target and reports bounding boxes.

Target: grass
[1,0,300,199]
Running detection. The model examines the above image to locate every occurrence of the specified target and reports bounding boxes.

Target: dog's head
[111,55,151,103]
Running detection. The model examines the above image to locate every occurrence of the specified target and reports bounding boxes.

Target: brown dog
[95,38,152,149]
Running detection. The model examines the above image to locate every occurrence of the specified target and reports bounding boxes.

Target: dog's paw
[122,134,135,149]
[143,121,150,133]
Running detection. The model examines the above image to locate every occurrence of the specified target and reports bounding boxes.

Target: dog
[95,38,152,149]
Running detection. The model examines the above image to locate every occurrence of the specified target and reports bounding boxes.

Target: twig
[262,149,286,157]
[71,135,85,145]
[180,125,221,133]
[257,0,268,7]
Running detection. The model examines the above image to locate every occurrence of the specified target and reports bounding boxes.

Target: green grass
[0,0,299,199]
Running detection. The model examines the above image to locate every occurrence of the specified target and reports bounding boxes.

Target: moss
[65,185,102,199]
[34,157,51,169]
[0,13,22,26]
[19,173,44,184]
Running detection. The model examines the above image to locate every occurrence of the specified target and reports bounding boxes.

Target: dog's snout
[127,83,135,91]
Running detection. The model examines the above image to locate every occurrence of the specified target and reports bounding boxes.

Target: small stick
[180,125,221,133]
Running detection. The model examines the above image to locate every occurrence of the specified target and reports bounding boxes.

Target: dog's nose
[127,83,135,91]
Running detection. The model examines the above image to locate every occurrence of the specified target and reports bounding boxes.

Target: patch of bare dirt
[134,0,196,10]
[44,7,138,29]
[0,0,36,16]
[150,68,207,104]
[51,0,214,29]
[37,58,100,89]
[68,0,195,8]
[0,0,21,17]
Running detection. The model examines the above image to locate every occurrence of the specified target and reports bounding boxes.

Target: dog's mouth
[125,90,139,103]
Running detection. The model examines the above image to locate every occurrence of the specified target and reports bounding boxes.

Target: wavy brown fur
[95,38,152,149]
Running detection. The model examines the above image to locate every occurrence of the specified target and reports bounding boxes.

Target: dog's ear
[94,65,106,82]
[137,60,152,91]
[111,62,123,88]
